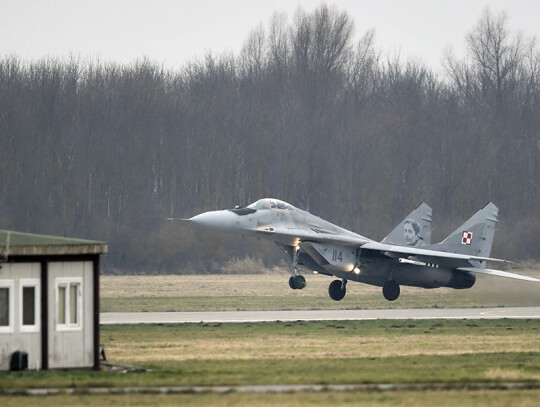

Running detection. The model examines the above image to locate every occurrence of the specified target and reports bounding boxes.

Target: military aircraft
[187,199,539,301]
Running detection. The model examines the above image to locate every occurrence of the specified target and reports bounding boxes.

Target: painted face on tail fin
[404,219,421,246]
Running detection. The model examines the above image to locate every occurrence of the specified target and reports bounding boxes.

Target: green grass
[3,390,540,407]
[2,319,539,406]
[1,319,539,390]
[1,352,538,390]
[100,294,486,312]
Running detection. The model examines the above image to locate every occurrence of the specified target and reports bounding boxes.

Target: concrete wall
[0,263,41,371]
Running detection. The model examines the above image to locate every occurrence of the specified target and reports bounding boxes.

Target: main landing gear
[288,246,306,290]
[328,279,347,301]
[382,280,400,301]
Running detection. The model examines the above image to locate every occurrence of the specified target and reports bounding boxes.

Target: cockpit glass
[247,200,270,210]
[277,201,289,210]
[247,199,294,211]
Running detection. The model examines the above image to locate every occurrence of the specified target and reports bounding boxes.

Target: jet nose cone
[188,210,236,232]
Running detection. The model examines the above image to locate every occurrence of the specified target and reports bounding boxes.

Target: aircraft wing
[257,226,372,247]
[360,241,511,268]
[457,267,540,282]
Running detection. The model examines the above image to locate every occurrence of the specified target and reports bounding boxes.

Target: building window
[0,280,14,333]
[56,278,82,330]
[20,279,40,333]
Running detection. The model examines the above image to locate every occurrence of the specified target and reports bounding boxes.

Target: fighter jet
[187,199,539,301]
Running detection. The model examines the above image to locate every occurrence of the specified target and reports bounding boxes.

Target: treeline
[0,5,538,272]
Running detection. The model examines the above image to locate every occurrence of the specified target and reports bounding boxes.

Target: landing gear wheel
[328,279,346,301]
[295,275,306,289]
[289,276,296,289]
[382,280,400,301]
[289,275,306,290]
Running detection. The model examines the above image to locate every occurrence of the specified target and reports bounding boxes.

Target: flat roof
[0,230,108,256]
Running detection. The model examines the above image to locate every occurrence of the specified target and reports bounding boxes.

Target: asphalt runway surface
[100,307,540,324]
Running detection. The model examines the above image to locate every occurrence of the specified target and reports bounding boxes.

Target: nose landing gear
[288,246,306,290]
[289,274,306,290]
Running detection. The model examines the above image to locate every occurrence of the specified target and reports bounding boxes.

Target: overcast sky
[1,0,539,72]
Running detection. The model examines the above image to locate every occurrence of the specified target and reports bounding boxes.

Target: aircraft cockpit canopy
[247,199,296,211]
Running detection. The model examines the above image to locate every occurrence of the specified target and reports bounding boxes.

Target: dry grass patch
[102,320,540,363]
[107,332,540,361]
[101,263,540,311]
[101,263,540,299]
[101,273,387,298]
[484,368,540,380]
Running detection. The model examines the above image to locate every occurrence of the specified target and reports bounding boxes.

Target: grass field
[2,266,539,405]
[100,264,540,312]
[0,390,540,407]
[1,319,539,388]
[2,319,540,405]
[3,390,540,407]
[1,319,539,405]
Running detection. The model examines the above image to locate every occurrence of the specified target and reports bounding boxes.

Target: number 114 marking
[332,249,343,262]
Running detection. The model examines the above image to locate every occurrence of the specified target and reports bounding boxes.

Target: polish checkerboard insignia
[461,231,473,245]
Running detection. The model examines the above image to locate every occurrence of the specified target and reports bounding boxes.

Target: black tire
[382,281,400,301]
[328,279,346,301]
[289,276,297,289]
[289,275,306,290]
[294,275,306,289]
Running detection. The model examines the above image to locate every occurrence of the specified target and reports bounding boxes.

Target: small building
[0,230,107,371]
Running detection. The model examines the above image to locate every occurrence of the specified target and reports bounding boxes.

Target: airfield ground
[3,389,540,406]
[1,265,539,406]
[100,263,540,312]
[1,320,540,405]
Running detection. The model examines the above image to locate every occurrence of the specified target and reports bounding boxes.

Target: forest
[0,4,538,273]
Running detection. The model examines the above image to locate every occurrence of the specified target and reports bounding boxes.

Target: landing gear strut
[329,279,347,301]
[288,246,306,290]
[382,280,400,301]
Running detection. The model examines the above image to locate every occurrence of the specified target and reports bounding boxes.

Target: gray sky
[1,0,539,71]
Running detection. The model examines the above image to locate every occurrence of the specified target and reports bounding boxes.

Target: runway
[100,306,540,324]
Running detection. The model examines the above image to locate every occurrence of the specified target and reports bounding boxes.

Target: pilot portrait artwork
[403,218,423,247]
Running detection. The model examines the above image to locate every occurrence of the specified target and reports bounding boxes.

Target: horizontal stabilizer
[361,241,510,265]
[458,267,540,282]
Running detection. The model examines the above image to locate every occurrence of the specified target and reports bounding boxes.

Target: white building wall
[48,261,94,369]
[0,263,41,371]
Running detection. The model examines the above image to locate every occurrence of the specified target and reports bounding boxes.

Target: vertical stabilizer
[382,202,432,247]
[433,202,499,267]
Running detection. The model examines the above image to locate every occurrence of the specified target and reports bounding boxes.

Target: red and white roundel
[461,231,473,245]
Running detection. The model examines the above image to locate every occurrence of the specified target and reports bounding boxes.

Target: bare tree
[267,12,290,78]
[346,29,379,106]
[466,8,523,103]
[239,24,266,79]
[311,4,354,75]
